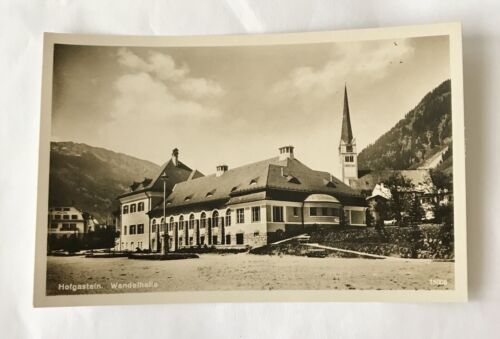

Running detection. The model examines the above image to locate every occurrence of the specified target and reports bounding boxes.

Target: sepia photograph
[34,23,467,306]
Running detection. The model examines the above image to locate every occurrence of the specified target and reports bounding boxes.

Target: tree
[430,169,452,191]
[376,198,389,226]
[409,193,424,226]
[365,208,374,227]
[83,227,117,250]
[438,201,454,249]
[339,207,348,227]
[385,173,413,226]
[406,194,424,258]
[430,169,453,223]
[64,234,81,253]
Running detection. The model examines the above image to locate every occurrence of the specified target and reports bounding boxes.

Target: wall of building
[151,201,270,250]
[344,206,367,226]
[119,193,152,251]
[303,202,342,225]
[140,198,367,252]
[48,206,86,238]
[339,141,358,185]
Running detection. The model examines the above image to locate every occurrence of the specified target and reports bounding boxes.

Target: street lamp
[160,172,169,254]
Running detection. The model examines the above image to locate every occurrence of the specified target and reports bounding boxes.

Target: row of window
[51,214,79,220]
[309,207,340,217]
[121,241,145,250]
[150,206,269,232]
[122,202,145,214]
[122,233,248,250]
[50,223,78,230]
[122,224,145,235]
[176,233,248,246]
[51,207,71,212]
[122,206,341,236]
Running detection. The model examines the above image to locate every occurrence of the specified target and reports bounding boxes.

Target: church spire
[338,84,358,186]
[340,84,354,144]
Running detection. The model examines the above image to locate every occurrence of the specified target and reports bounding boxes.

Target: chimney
[278,145,294,161]
[171,148,179,166]
[216,164,228,177]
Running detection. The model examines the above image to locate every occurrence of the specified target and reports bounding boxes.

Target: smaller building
[358,171,452,222]
[366,184,392,227]
[48,206,98,238]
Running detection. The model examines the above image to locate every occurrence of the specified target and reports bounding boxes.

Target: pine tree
[339,208,348,227]
[409,193,424,226]
[407,194,424,258]
[385,173,413,226]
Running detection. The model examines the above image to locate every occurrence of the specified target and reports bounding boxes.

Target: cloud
[111,48,224,125]
[112,72,218,122]
[116,48,224,96]
[180,78,225,98]
[271,39,415,98]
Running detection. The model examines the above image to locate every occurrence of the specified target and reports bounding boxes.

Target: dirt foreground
[46,253,454,295]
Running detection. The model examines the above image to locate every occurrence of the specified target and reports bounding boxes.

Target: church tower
[339,85,358,186]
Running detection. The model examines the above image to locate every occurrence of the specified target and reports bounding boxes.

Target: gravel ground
[46,253,454,295]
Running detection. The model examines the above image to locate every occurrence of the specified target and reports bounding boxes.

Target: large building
[116,86,368,252]
[116,148,202,251]
[147,146,367,251]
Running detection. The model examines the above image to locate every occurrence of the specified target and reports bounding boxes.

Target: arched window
[152,219,157,233]
[169,217,174,231]
[179,216,184,230]
[225,209,232,226]
[189,214,195,229]
[130,204,137,213]
[212,210,219,228]
[123,205,129,214]
[200,212,206,228]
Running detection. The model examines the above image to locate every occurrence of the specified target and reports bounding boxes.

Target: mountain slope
[358,80,452,171]
[49,142,160,222]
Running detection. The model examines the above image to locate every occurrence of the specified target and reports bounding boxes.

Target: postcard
[34,22,467,306]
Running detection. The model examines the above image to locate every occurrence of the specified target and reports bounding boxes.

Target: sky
[51,35,450,177]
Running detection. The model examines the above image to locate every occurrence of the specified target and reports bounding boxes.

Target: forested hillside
[358,80,452,172]
[49,142,160,222]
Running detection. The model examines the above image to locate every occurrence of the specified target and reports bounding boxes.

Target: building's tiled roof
[162,157,282,208]
[118,158,198,199]
[148,156,365,216]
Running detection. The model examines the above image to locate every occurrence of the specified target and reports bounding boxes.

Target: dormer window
[286,175,301,184]
[230,185,239,192]
[323,178,337,188]
[184,195,192,202]
[249,178,258,185]
[206,189,216,198]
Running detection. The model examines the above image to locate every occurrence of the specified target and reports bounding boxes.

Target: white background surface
[0,1,499,338]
